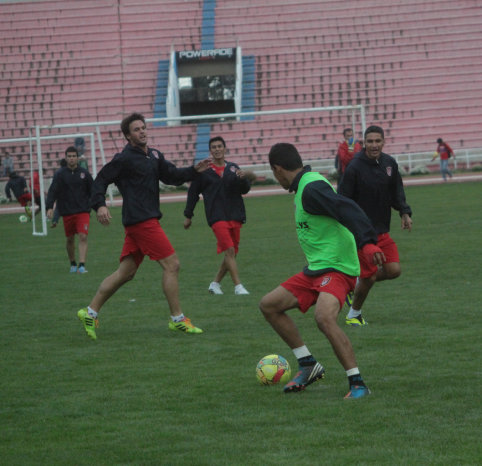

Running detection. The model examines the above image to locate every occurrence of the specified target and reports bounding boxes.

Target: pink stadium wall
[1,0,481,176]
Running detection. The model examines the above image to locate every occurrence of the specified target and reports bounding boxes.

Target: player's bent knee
[124,271,137,282]
[259,296,269,314]
[385,264,401,279]
[315,313,335,333]
[259,296,275,316]
[389,269,401,279]
[159,255,181,274]
[117,268,137,284]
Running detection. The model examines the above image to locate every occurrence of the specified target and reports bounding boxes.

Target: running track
[1,172,481,215]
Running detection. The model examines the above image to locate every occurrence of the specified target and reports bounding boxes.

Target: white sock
[87,306,98,319]
[347,307,362,319]
[346,367,360,377]
[171,313,185,322]
[292,345,311,359]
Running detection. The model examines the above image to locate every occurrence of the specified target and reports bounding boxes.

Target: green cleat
[168,316,203,334]
[345,315,368,326]
[77,308,98,340]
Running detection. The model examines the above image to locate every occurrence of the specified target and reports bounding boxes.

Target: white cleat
[234,284,249,295]
[208,281,223,295]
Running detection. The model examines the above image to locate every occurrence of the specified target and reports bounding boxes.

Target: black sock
[298,355,316,367]
[70,261,77,266]
[79,262,85,268]
[348,374,366,388]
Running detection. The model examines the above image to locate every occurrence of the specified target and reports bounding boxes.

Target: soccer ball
[256,354,291,385]
[19,214,28,223]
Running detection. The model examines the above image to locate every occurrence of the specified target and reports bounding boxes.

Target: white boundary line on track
[1,173,481,214]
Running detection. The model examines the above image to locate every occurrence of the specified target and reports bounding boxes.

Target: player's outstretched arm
[194,158,210,172]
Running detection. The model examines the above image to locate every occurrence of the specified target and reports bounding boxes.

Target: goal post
[2,104,365,236]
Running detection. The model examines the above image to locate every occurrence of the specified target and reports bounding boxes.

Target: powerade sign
[177,48,235,62]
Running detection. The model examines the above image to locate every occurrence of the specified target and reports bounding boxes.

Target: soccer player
[183,136,251,295]
[260,143,385,399]
[338,125,412,326]
[77,113,210,340]
[5,171,36,217]
[46,146,94,273]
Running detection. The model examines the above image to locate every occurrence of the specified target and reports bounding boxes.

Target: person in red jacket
[335,128,363,182]
[432,138,455,181]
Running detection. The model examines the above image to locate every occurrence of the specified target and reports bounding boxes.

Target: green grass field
[1,182,481,465]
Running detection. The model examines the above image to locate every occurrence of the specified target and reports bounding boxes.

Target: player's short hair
[343,128,353,137]
[121,113,146,139]
[65,146,79,156]
[437,138,443,144]
[209,136,226,149]
[364,125,384,139]
[268,143,303,170]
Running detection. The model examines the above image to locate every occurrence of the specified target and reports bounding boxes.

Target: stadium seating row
[1,0,481,178]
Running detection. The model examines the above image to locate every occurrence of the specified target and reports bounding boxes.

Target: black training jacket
[46,166,93,216]
[291,166,378,251]
[90,143,197,226]
[5,174,28,200]
[338,149,412,234]
[183,162,251,226]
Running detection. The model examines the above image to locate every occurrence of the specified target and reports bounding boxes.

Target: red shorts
[281,271,356,312]
[211,220,242,254]
[17,193,32,206]
[63,212,90,237]
[121,218,175,267]
[358,232,399,278]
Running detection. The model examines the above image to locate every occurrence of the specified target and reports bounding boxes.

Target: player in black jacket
[77,113,209,340]
[338,125,412,326]
[5,171,33,214]
[46,146,93,273]
[183,136,252,296]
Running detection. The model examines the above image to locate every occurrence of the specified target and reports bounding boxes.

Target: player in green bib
[260,143,385,399]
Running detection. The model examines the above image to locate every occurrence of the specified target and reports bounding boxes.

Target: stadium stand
[0,0,481,179]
